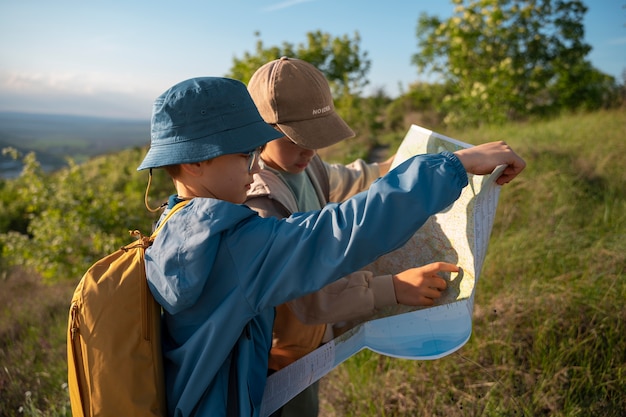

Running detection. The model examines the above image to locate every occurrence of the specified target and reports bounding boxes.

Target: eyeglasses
[245,146,262,173]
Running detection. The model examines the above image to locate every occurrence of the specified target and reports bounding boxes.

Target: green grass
[319,110,626,416]
[1,109,625,416]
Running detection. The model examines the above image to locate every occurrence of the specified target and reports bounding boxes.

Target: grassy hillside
[0,110,624,416]
[320,110,626,416]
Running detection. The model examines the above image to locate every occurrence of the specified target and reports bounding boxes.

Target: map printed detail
[259,125,504,417]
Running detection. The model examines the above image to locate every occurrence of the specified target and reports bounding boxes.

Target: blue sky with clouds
[1,0,624,120]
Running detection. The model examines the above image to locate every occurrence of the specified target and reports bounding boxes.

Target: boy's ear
[179,161,205,177]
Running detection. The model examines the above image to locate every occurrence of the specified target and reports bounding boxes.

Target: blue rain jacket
[145,152,468,417]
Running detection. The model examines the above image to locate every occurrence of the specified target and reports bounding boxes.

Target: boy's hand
[392,262,458,306]
[454,141,526,185]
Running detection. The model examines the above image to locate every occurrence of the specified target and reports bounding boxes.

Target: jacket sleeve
[236,152,468,311]
[286,271,397,324]
[327,159,381,202]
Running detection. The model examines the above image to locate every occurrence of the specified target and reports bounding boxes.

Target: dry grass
[0,269,74,416]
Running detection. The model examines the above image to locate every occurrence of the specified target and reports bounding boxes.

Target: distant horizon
[0,109,150,122]
[0,111,151,179]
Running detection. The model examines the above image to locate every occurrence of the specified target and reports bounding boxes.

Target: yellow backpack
[67,200,188,417]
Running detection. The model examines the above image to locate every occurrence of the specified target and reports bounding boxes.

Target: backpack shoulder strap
[151,200,190,239]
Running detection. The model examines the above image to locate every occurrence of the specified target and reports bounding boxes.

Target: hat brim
[277,111,355,150]
[137,119,283,170]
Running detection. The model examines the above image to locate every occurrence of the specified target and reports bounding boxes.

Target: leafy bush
[0,147,171,282]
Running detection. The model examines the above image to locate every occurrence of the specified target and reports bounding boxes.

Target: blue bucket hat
[137,77,283,171]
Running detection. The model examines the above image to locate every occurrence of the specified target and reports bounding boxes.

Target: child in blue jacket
[137,76,525,417]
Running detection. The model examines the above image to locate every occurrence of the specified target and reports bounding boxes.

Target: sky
[1,0,624,121]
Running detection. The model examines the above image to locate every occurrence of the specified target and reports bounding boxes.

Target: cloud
[0,87,152,120]
[0,70,150,96]
[0,70,156,119]
[264,0,315,12]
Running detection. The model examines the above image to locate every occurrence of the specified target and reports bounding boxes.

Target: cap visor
[277,112,355,150]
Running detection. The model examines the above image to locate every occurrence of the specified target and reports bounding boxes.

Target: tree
[227,32,295,87]
[412,0,614,126]
[227,30,371,99]
[227,30,372,133]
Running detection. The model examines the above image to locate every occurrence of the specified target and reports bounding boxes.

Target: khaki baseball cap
[247,56,355,150]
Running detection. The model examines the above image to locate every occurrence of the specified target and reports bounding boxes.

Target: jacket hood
[146,198,258,314]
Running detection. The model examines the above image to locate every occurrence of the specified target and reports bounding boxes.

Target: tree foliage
[0,147,172,281]
[412,0,618,126]
[227,30,378,144]
[227,30,371,99]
